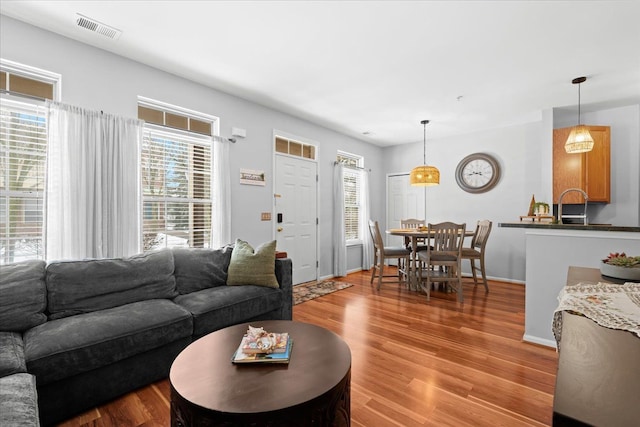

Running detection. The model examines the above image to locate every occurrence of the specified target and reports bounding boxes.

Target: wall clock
[455,153,501,193]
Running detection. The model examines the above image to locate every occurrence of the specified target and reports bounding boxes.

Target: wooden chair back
[471,220,492,250]
[428,221,466,257]
[368,220,384,253]
[400,218,425,229]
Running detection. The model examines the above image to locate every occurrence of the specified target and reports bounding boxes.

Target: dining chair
[417,222,466,302]
[400,218,428,250]
[368,220,411,290]
[461,220,492,292]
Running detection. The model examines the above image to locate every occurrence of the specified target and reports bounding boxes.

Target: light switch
[261,212,271,221]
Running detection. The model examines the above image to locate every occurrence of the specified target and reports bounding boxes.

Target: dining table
[386,228,474,291]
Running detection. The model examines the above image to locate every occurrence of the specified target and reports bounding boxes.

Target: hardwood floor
[57,271,558,426]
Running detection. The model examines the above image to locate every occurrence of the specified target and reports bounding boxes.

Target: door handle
[277,227,283,232]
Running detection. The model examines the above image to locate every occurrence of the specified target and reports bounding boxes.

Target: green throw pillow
[227,239,279,288]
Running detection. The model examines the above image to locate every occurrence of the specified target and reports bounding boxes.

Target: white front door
[386,173,425,247]
[274,155,318,284]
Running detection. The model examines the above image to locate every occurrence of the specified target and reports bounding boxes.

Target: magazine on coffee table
[232,336,294,364]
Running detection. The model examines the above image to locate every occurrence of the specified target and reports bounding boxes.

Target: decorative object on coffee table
[232,325,292,363]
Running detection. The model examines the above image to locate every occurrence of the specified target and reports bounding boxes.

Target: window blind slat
[0,102,46,264]
[141,124,212,251]
[337,152,363,241]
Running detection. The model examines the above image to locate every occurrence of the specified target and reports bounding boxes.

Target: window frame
[0,60,59,265]
[138,98,218,251]
[337,150,364,246]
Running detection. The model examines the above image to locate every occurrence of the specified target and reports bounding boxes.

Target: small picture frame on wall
[240,169,266,186]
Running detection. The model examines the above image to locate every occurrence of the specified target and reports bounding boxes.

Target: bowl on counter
[600,262,640,281]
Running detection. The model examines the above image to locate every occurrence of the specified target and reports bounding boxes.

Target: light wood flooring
[58,270,558,426]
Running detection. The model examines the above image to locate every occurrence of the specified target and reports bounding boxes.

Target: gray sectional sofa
[0,246,293,426]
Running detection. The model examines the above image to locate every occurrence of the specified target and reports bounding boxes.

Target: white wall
[382,118,552,282]
[3,15,638,282]
[0,15,384,278]
[382,102,640,282]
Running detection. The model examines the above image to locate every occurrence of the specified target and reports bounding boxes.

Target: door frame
[385,171,427,246]
[272,129,320,283]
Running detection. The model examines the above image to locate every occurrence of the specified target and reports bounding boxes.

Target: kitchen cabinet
[553,125,610,203]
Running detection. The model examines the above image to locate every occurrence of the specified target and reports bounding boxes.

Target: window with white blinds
[337,151,363,243]
[141,125,212,250]
[0,100,46,264]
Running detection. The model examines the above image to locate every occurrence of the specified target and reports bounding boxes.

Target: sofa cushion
[174,285,283,337]
[0,260,47,332]
[172,246,233,294]
[227,239,279,288]
[0,373,40,427]
[24,299,192,385]
[46,249,177,319]
[0,332,27,377]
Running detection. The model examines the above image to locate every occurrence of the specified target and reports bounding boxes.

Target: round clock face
[455,153,500,193]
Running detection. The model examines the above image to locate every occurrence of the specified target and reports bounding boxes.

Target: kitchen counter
[499,222,640,232]
[499,224,640,347]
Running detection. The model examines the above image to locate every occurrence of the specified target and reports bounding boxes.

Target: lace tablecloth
[553,281,640,347]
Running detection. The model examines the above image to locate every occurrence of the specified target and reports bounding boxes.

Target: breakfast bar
[498,222,640,347]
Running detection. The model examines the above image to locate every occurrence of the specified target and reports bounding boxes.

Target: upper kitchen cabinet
[553,125,611,204]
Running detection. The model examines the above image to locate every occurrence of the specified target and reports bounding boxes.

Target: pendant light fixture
[410,119,440,186]
[564,76,594,154]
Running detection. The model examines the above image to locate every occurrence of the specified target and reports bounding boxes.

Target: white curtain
[333,163,347,277]
[360,169,373,270]
[45,102,142,260]
[212,138,231,248]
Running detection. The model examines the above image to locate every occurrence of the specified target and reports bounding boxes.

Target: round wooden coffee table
[169,320,351,426]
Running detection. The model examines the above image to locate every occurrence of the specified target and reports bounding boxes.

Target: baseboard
[522,333,557,349]
[461,273,525,285]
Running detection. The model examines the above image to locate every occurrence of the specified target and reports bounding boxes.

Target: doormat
[293,280,353,305]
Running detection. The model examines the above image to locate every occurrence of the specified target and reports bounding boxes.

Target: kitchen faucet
[557,188,589,225]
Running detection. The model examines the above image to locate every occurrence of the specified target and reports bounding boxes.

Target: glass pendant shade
[565,124,594,153]
[410,165,440,186]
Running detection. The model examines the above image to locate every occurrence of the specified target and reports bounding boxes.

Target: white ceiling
[2,1,639,146]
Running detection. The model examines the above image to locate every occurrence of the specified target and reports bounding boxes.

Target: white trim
[522,334,556,349]
[0,58,62,101]
[144,123,212,145]
[337,149,364,167]
[273,129,321,149]
[137,95,219,124]
[272,129,320,282]
[0,94,47,110]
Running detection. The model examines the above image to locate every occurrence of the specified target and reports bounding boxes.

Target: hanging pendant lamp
[410,119,440,186]
[565,76,594,154]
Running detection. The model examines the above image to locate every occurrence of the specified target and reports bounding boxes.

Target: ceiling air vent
[76,13,122,40]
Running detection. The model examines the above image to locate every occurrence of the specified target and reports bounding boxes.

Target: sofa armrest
[275,258,293,320]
